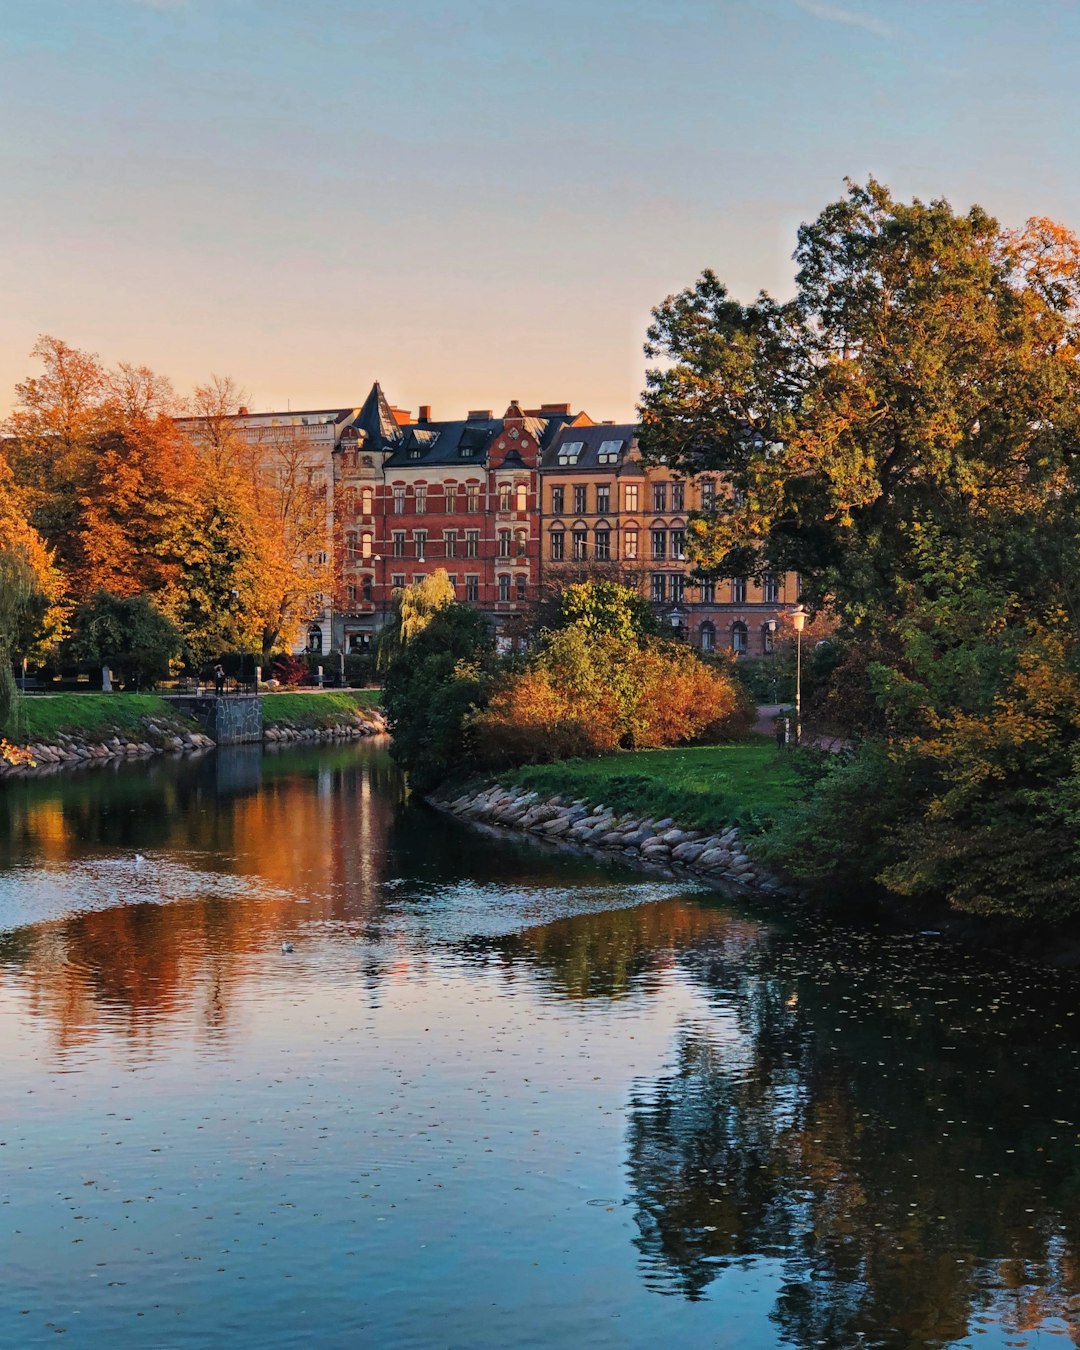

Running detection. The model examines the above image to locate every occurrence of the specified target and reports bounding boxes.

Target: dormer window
[557,440,584,465]
[409,447,421,459]
[597,439,623,464]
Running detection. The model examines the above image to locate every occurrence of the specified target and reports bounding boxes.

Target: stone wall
[1,707,388,777]
[431,781,788,895]
[0,720,216,778]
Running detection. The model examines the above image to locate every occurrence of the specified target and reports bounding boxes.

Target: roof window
[558,440,584,465]
[597,439,623,464]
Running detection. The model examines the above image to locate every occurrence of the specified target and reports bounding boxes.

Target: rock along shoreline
[0,710,388,778]
[430,780,790,897]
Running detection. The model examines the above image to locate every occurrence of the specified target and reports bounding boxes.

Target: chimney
[540,402,571,415]
[468,409,493,420]
[418,404,431,423]
[237,406,249,416]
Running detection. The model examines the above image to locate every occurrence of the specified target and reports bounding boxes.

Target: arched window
[762,621,776,655]
[515,483,527,513]
[345,531,358,562]
[699,621,716,653]
[361,487,373,516]
[307,625,323,653]
[731,621,748,655]
[361,532,373,559]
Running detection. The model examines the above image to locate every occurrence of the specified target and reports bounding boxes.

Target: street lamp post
[791,604,807,746]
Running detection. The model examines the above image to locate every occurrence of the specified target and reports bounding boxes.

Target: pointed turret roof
[354,381,404,446]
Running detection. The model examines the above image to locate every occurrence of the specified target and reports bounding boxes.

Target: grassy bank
[260,690,382,730]
[500,743,800,835]
[2,693,197,744]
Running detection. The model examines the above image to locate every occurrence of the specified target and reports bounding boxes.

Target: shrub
[470,630,751,768]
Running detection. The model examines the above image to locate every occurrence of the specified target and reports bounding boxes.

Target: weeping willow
[376,570,457,671]
[0,550,46,732]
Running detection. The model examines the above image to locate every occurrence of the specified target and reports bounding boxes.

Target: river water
[1,741,1078,1349]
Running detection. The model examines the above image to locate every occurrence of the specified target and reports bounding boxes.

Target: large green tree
[639,180,1080,919]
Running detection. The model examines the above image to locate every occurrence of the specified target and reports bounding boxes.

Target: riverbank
[430,774,790,897]
[500,743,799,834]
[1,690,386,776]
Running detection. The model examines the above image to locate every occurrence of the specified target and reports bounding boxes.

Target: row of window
[341,480,725,517]
[341,484,532,516]
[549,481,713,515]
[647,574,780,604]
[549,527,688,562]
[345,527,535,562]
[375,574,525,603]
[698,621,775,655]
[390,484,528,514]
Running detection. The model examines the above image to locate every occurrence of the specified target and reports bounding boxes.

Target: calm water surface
[1,742,1079,1349]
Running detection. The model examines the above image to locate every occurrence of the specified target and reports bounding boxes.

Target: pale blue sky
[2,0,1077,420]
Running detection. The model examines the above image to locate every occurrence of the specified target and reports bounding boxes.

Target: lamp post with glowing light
[791,604,807,746]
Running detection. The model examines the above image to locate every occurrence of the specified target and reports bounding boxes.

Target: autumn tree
[640,181,1080,920]
[182,381,333,661]
[0,454,64,726]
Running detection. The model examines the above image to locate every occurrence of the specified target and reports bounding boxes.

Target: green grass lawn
[2,693,196,743]
[501,743,800,834]
[260,690,382,729]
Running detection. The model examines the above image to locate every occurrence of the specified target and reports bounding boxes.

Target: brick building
[539,422,799,654]
[334,385,589,653]
[180,382,799,661]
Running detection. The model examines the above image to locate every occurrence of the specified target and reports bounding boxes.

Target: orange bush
[469,630,750,768]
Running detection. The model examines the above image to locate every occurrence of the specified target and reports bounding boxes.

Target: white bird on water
[280,942,295,954]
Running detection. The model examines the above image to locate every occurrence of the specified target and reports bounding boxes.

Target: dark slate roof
[352,382,404,446]
[540,423,639,472]
[382,418,502,468]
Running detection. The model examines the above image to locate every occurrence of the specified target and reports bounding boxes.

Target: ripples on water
[1,743,1079,1348]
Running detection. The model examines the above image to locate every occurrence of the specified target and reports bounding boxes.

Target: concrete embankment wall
[431,781,788,896]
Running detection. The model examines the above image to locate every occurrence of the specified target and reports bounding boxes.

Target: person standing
[214,664,226,696]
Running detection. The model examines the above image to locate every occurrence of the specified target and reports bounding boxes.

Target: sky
[2,0,1079,422]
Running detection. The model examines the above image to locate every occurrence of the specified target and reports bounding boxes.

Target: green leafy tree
[381,602,496,793]
[640,181,1080,920]
[66,591,182,690]
[536,579,661,645]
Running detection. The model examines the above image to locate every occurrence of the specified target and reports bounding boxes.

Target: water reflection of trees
[0,745,401,1054]
[626,930,1080,1346]
[472,900,761,1001]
